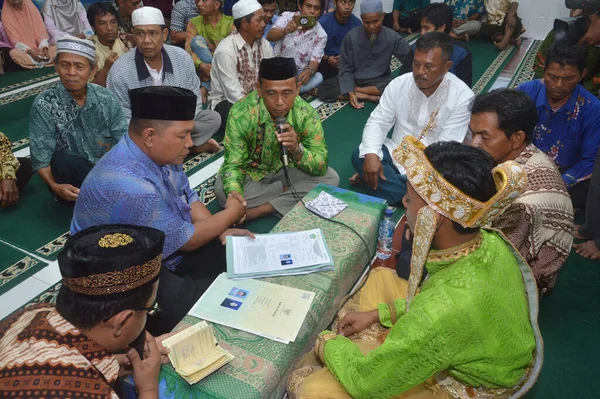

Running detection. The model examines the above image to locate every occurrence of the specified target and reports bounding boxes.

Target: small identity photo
[280,254,293,265]
[229,287,250,298]
[220,298,243,310]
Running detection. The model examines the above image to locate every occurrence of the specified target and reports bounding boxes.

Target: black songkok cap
[129,86,197,121]
[58,224,165,300]
[259,57,298,81]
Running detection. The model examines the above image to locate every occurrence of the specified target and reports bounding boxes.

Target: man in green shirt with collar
[215,57,339,221]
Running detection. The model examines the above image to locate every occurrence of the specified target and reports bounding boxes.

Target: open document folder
[226,228,334,279]
[189,273,315,344]
[161,321,234,384]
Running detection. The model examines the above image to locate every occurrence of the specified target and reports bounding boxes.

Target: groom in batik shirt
[288,137,542,399]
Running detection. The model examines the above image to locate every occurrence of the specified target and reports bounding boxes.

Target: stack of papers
[161,321,234,384]
[305,191,348,219]
[189,273,315,344]
[226,228,334,279]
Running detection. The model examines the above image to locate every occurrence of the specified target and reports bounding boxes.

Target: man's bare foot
[573,240,600,259]
[349,172,361,184]
[494,40,510,50]
[191,138,221,154]
[200,86,208,103]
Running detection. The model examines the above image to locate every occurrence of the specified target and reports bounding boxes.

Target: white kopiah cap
[132,6,165,27]
[232,0,262,20]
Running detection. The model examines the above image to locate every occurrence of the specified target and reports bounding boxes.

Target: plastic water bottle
[376,208,395,260]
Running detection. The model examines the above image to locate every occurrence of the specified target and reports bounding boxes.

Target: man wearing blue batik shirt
[518,43,600,209]
[71,86,254,336]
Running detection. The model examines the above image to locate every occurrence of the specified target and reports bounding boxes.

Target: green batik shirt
[29,83,127,171]
[321,230,536,399]
[220,91,329,196]
[0,132,20,180]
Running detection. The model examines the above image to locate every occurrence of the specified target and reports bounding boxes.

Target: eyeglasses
[135,301,162,316]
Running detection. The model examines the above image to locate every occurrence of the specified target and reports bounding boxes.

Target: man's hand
[363,153,385,190]
[276,123,300,153]
[327,55,339,69]
[453,19,465,28]
[579,14,600,46]
[506,13,517,28]
[219,228,255,245]
[127,332,161,397]
[284,19,299,35]
[393,21,400,31]
[76,33,86,39]
[26,49,45,62]
[0,179,19,207]
[41,46,50,60]
[348,92,364,109]
[299,69,312,85]
[227,191,247,224]
[51,183,79,202]
[338,310,379,336]
[225,192,246,222]
[105,51,119,68]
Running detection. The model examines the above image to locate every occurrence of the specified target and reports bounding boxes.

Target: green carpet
[0,241,47,295]
[0,97,36,147]
[0,68,57,93]
[509,40,543,89]
[469,39,517,94]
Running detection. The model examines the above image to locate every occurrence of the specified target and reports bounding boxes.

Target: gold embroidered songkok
[59,224,165,298]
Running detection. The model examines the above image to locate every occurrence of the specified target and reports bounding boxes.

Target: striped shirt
[106,44,203,121]
[171,0,199,33]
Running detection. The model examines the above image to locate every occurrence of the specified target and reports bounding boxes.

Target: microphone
[275,115,289,167]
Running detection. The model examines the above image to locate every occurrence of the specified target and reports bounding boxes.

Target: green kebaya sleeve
[221,104,250,196]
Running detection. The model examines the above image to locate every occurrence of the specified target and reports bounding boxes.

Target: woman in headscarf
[1,0,57,69]
[41,0,94,43]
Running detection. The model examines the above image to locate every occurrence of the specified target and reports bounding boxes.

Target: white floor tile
[31,260,61,286]
[0,277,50,319]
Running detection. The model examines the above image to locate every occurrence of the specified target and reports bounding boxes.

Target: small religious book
[161,321,234,385]
[305,191,348,219]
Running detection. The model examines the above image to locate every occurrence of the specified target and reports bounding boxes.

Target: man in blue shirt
[259,0,279,47]
[71,86,253,335]
[317,0,361,81]
[518,43,600,209]
[419,3,472,87]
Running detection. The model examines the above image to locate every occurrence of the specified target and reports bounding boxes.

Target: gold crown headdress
[392,136,527,310]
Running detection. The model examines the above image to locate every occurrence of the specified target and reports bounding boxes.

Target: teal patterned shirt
[445,0,485,20]
[220,91,329,196]
[393,0,430,18]
[29,82,127,171]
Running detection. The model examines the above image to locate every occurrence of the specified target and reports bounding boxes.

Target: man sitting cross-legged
[0,224,170,399]
[419,3,472,87]
[350,32,473,205]
[317,0,361,82]
[480,0,523,50]
[208,0,273,127]
[470,89,574,294]
[87,2,134,87]
[215,57,340,221]
[72,86,252,335]
[318,0,413,105]
[267,0,327,94]
[30,36,127,204]
[108,6,221,155]
[518,43,600,210]
[288,137,541,399]
[185,0,235,102]
[446,0,484,42]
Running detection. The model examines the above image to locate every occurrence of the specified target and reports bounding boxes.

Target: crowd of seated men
[0,0,600,397]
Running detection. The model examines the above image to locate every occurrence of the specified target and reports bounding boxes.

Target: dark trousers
[145,239,226,336]
[568,179,590,210]
[578,148,600,247]
[318,61,339,81]
[351,146,407,206]
[16,157,34,192]
[215,100,234,131]
[51,149,94,188]
[383,11,423,32]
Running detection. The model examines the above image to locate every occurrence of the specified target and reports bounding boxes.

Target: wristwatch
[293,143,305,157]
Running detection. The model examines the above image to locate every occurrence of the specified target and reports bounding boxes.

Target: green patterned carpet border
[472,43,518,94]
[0,68,57,94]
[508,40,543,89]
[0,241,48,296]
[0,80,59,107]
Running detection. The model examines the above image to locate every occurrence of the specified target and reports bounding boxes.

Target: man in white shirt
[350,32,474,205]
[208,0,273,128]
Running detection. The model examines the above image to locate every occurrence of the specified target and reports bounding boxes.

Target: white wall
[357,0,572,40]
